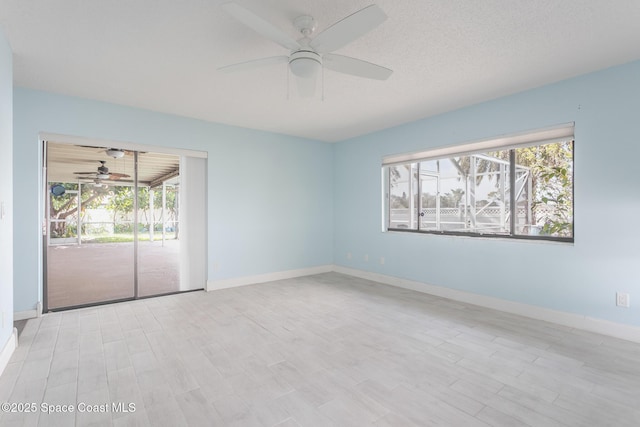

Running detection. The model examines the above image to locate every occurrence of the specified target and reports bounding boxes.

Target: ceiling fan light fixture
[106,148,125,158]
[96,173,110,180]
[289,51,321,78]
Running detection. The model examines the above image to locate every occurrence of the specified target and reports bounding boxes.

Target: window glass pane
[81,185,134,244]
[514,141,573,238]
[471,151,511,235]
[385,136,573,242]
[439,159,467,232]
[419,160,438,230]
[514,158,532,235]
[441,152,510,234]
[49,183,79,240]
[410,163,419,230]
[388,164,417,229]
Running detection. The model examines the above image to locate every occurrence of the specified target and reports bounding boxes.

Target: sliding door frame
[40,134,207,313]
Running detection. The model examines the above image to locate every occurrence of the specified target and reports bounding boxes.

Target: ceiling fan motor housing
[294,15,316,36]
[289,50,322,78]
[96,161,110,179]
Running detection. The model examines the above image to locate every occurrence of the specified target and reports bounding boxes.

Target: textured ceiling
[2,0,640,142]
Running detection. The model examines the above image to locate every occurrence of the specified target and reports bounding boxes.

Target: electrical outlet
[364,254,369,262]
[616,292,630,308]
[346,252,352,260]
[380,257,385,265]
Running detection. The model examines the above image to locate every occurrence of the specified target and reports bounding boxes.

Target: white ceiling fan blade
[221,2,300,51]
[309,4,387,53]
[218,56,289,73]
[323,54,392,80]
[295,75,317,98]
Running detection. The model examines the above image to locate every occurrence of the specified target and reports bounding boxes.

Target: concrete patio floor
[46,239,184,310]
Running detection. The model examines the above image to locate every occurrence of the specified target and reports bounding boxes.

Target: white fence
[390,205,555,234]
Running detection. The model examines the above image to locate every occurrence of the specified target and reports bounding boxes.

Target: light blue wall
[11,61,640,329]
[13,88,333,312]
[334,60,640,327]
[0,30,13,349]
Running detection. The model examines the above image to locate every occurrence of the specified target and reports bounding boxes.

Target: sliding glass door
[45,142,206,311]
[137,152,180,297]
[46,150,136,309]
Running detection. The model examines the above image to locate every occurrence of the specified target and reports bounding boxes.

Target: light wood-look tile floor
[1,272,639,426]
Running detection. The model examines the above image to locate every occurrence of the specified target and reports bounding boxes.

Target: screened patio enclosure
[389,153,536,235]
[47,180,180,247]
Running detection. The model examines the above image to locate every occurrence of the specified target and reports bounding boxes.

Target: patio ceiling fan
[78,145,143,158]
[74,161,130,181]
[218,2,393,96]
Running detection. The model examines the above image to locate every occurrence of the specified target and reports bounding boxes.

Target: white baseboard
[333,265,640,344]
[14,302,42,321]
[14,309,38,321]
[0,328,18,378]
[207,265,333,291]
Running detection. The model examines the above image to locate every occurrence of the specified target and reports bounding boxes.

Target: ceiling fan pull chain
[322,64,325,102]
[286,65,290,100]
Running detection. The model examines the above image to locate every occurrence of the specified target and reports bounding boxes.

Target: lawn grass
[82,233,177,243]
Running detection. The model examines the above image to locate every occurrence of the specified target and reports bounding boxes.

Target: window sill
[384,228,574,245]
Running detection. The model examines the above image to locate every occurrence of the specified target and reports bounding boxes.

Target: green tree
[49,183,107,237]
[106,186,135,231]
[449,151,508,186]
[449,143,573,236]
[518,142,573,236]
[389,165,413,210]
[137,187,151,227]
[421,193,434,208]
[390,193,408,209]
[441,188,465,208]
[139,186,178,228]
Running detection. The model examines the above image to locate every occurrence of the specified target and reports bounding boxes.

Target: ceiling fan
[78,145,138,159]
[218,2,393,96]
[74,161,131,181]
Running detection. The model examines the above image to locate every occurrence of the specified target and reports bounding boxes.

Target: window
[383,124,574,241]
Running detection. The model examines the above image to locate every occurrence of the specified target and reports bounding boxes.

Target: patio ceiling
[47,142,180,187]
